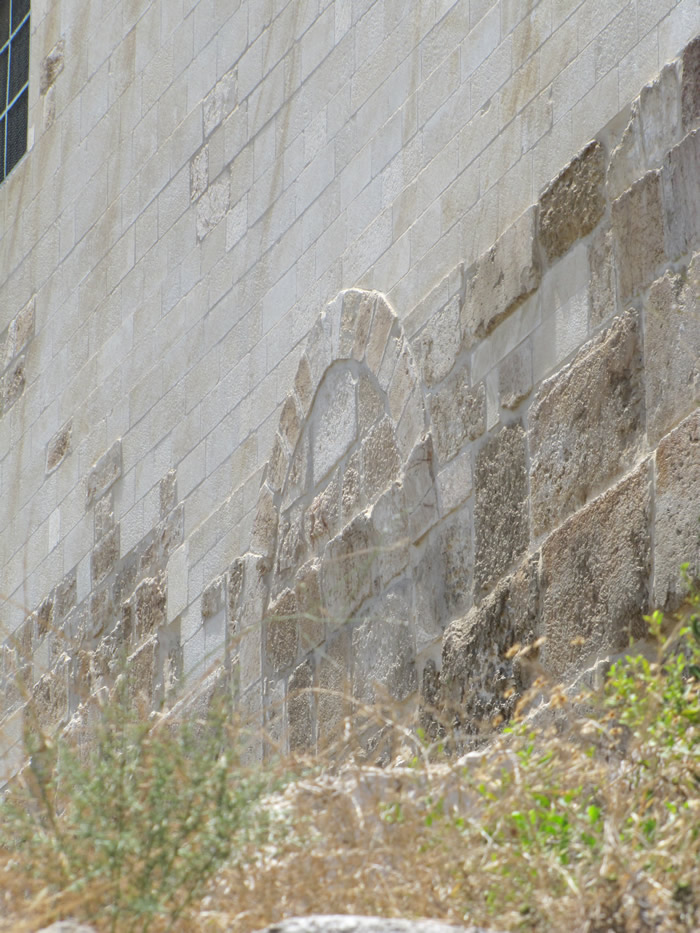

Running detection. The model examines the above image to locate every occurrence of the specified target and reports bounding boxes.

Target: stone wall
[1,1,700,771]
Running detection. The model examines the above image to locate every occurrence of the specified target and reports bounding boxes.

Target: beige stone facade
[1,1,700,770]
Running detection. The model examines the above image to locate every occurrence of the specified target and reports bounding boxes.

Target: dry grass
[0,608,698,933]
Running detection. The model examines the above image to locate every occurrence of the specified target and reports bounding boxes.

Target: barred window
[0,0,29,183]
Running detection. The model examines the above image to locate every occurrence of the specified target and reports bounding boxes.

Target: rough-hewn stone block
[352,583,417,704]
[306,472,340,549]
[317,628,351,747]
[499,342,532,409]
[362,417,400,501]
[612,170,666,300]
[429,375,485,464]
[530,310,645,537]
[588,228,618,328]
[86,441,122,507]
[539,465,651,681]
[654,410,700,609]
[414,295,461,387]
[159,469,177,519]
[474,423,528,593]
[640,64,681,167]
[539,141,606,263]
[46,420,72,474]
[312,367,357,484]
[661,129,700,262]
[133,575,167,642]
[681,33,700,132]
[265,589,299,673]
[288,658,314,753]
[462,207,540,347]
[91,525,120,586]
[441,557,539,732]
[644,257,700,446]
[321,514,376,626]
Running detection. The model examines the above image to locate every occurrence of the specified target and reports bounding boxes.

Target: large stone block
[530,310,645,537]
[440,557,539,733]
[86,440,122,507]
[265,589,299,673]
[414,295,462,387]
[588,228,618,328]
[474,423,528,594]
[362,417,400,501]
[681,34,700,132]
[133,574,167,642]
[644,257,700,446]
[462,207,540,347]
[539,465,651,682]
[498,341,532,409]
[312,366,357,484]
[539,141,606,263]
[639,63,681,167]
[654,411,700,609]
[661,129,700,262]
[612,171,666,300]
[306,471,341,550]
[352,583,417,705]
[317,627,351,747]
[46,420,72,473]
[429,375,485,464]
[91,525,120,585]
[288,658,315,754]
[321,514,376,626]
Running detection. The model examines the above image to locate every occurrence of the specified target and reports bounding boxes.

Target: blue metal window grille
[0,0,30,183]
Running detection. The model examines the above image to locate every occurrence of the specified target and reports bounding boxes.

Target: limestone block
[639,64,681,166]
[312,367,357,484]
[201,576,225,620]
[395,388,427,461]
[294,355,314,416]
[539,141,606,263]
[365,296,395,373]
[295,560,325,652]
[86,440,122,507]
[362,417,400,502]
[31,664,69,732]
[440,558,539,732]
[227,557,245,633]
[644,258,700,446]
[339,289,375,360]
[46,420,72,473]
[250,484,278,560]
[341,449,362,525]
[317,628,351,747]
[91,525,120,586]
[3,297,34,367]
[589,227,618,328]
[352,583,417,705]
[438,508,474,619]
[196,177,229,241]
[429,375,485,465]
[321,514,376,626]
[358,372,385,434]
[498,341,532,409]
[414,295,461,387]
[266,434,288,492]
[167,544,188,624]
[306,471,340,549]
[462,207,540,347]
[288,658,314,753]
[203,67,237,137]
[133,574,166,642]
[39,39,65,95]
[611,170,666,300]
[681,33,700,132]
[190,145,208,202]
[276,509,307,582]
[388,345,416,422]
[530,310,644,537]
[127,636,158,706]
[369,485,410,588]
[474,423,528,594]
[539,464,651,682]
[377,331,404,393]
[279,394,301,451]
[283,434,309,510]
[158,503,184,561]
[264,675,286,756]
[3,356,25,411]
[305,313,334,389]
[607,107,645,200]
[159,469,177,518]
[265,589,299,673]
[54,570,77,623]
[654,410,700,608]
[661,129,700,262]
[436,448,472,515]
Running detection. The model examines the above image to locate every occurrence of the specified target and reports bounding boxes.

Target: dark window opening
[0,0,29,182]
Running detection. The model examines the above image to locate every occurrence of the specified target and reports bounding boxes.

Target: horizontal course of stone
[1,6,700,769]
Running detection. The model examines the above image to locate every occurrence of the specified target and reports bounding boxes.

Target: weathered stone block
[54,570,77,623]
[93,493,114,541]
[369,484,410,588]
[3,298,34,368]
[365,296,395,373]
[250,484,278,559]
[474,423,528,593]
[358,372,385,434]
[654,410,700,609]
[589,228,618,328]
[31,666,69,732]
[190,145,208,202]
[530,310,645,537]
[317,627,351,748]
[276,509,307,584]
[429,375,485,464]
[388,345,416,421]
[341,449,362,525]
[640,64,681,167]
[294,355,314,416]
[539,141,606,263]
[540,465,651,681]
[612,170,666,300]
[438,508,474,619]
[362,417,400,501]
[86,440,122,507]
[133,574,166,642]
[265,589,299,673]
[159,469,177,518]
[288,658,314,754]
[127,637,158,707]
[46,420,72,473]
[414,295,461,387]
[201,575,225,619]
[681,33,700,132]
[295,560,324,652]
[3,356,25,411]
[312,367,357,484]
[352,583,417,704]
[321,514,376,626]
[89,585,113,639]
[91,525,120,586]
[661,129,700,262]
[266,434,288,492]
[436,449,472,515]
[441,558,539,732]
[462,207,540,346]
[499,341,532,409]
[40,39,65,94]
[607,107,645,201]
[339,289,374,360]
[644,257,700,446]
[306,471,340,548]
[158,503,184,561]
[279,394,301,450]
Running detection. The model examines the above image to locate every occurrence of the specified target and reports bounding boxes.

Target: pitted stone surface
[46,420,72,473]
[530,310,645,537]
[415,295,461,387]
[474,423,528,594]
[266,589,299,673]
[288,657,314,753]
[462,207,540,346]
[429,375,485,464]
[640,64,681,167]
[644,256,700,446]
[654,410,700,609]
[540,465,651,682]
[362,417,400,501]
[352,583,417,705]
[539,141,606,263]
[441,557,539,732]
[312,367,357,484]
[321,515,376,626]
[612,170,666,300]
[662,129,700,262]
